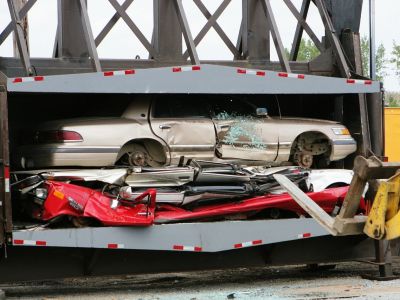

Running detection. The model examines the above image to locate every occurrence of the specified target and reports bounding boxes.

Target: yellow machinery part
[364,173,400,240]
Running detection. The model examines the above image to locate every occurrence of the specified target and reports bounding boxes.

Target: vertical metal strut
[7,0,32,76]
[173,0,200,65]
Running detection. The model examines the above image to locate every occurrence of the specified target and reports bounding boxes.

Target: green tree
[296,38,320,61]
[285,38,320,62]
[361,36,387,82]
[391,41,400,81]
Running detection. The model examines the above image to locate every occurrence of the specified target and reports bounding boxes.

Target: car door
[149,98,216,164]
[212,99,279,161]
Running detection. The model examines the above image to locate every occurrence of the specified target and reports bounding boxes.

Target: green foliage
[285,38,319,62]
[361,36,387,82]
[386,92,400,107]
[391,42,400,81]
[296,38,320,62]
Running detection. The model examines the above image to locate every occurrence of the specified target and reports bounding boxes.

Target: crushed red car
[25,180,365,227]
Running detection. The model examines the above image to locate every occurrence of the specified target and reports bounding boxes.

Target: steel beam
[108,0,157,59]
[241,0,270,61]
[284,0,323,56]
[153,0,182,61]
[7,0,32,76]
[173,0,200,65]
[95,0,135,47]
[78,0,101,72]
[0,72,12,236]
[56,0,89,58]
[184,0,238,59]
[260,0,291,72]
[315,0,351,78]
[289,0,310,61]
[0,0,36,47]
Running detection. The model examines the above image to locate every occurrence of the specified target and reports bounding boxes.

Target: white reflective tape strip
[4,179,9,193]
[173,245,202,252]
[108,243,125,249]
[23,240,36,246]
[297,233,312,239]
[234,240,262,249]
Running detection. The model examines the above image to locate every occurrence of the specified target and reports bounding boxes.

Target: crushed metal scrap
[11,161,365,227]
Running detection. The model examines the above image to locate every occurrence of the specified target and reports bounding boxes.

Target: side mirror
[256,107,268,116]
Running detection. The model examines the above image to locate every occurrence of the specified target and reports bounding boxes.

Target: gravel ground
[2,258,400,300]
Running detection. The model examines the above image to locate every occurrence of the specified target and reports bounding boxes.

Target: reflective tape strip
[297,233,312,239]
[172,66,201,72]
[103,70,135,77]
[4,166,10,193]
[278,72,305,79]
[12,76,44,83]
[173,245,202,252]
[234,239,262,249]
[107,243,125,249]
[237,68,265,76]
[346,79,372,85]
[13,239,47,246]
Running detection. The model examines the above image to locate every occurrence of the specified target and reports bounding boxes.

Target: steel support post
[260,0,290,72]
[56,0,91,59]
[153,0,182,61]
[0,74,12,237]
[173,0,200,65]
[315,0,351,78]
[367,92,383,157]
[241,0,270,61]
[78,0,101,72]
[7,0,32,76]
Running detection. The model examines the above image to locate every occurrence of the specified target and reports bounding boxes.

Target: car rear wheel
[118,143,160,167]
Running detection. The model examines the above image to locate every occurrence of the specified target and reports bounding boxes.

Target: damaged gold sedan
[17,97,356,169]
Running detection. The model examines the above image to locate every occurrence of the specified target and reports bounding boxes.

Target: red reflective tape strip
[192,66,201,71]
[278,72,288,77]
[364,80,372,85]
[124,69,135,75]
[194,246,203,252]
[173,245,184,250]
[13,239,24,245]
[237,69,246,74]
[36,240,47,246]
[303,233,312,238]
[4,166,10,179]
[252,240,262,245]
[172,67,182,72]
[256,71,266,76]
[108,243,118,249]
[298,74,305,79]
[34,76,44,81]
[13,78,23,83]
[234,243,243,249]
[347,79,355,84]
[103,71,114,77]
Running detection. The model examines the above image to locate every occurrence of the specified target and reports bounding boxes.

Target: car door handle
[219,125,230,129]
[159,124,171,130]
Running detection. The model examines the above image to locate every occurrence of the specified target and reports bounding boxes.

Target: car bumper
[18,145,120,168]
[330,138,357,161]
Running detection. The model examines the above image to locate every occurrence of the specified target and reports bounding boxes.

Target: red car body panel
[41,181,156,226]
[38,181,365,226]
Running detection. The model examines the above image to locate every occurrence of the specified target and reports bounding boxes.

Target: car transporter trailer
[0,0,397,282]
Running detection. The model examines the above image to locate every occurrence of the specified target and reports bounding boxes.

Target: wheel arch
[115,138,169,165]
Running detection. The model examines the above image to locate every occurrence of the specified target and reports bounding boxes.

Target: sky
[0,0,399,91]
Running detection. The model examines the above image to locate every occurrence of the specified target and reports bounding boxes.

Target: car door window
[212,99,256,119]
[153,98,210,119]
